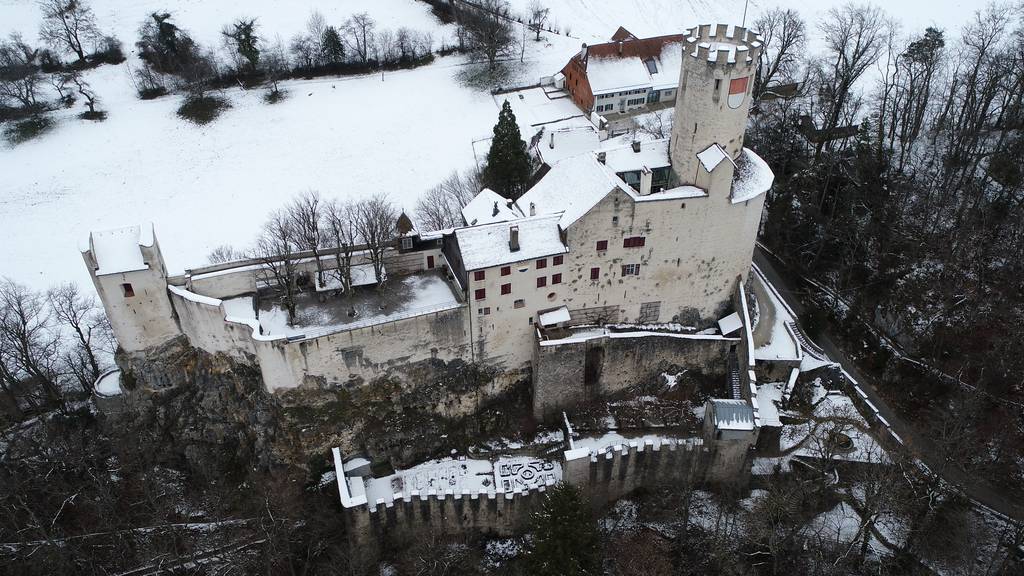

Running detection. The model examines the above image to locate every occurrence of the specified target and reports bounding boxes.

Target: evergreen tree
[321,26,344,64]
[482,100,533,200]
[222,18,260,74]
[527,482,601,576]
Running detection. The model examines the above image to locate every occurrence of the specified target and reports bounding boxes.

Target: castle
[83,23,777,545]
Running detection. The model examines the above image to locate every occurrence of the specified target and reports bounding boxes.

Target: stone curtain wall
[340,436,753,556]
[562,438,710,511]
[167,284,475,393]
[532,332,737,419]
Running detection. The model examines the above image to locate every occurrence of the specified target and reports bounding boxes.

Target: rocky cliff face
[115,337,532,478]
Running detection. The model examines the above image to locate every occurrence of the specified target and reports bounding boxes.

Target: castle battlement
[684,23,763,65]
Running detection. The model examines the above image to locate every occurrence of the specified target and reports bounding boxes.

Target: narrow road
[753,246,1024,522]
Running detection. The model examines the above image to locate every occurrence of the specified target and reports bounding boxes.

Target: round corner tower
[670,24,762,197]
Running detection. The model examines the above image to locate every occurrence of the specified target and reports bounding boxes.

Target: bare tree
[289,33,315,69]
[343,13,376,64]
[207,244,242,264]
[66,69,99,116]
[262,36,288,97]
[306,10,326,65]
[0,279,63,408]
[287,191,326,289]
[323,199,360,293]
[47,283,108,393]
[38,0,100,62]
[414,185,463,231]
[528,1,550,41]
[458,0,515,71]
[353,195,398,289]
[815,3,892,160]
[753,8,806,101]
[0,33,43,110]
[252,211,300,325]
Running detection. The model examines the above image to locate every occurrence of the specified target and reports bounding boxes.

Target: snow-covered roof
[517,153,628,228]
[315,263,382,291]
[601,139,671,173]
[537,127,601,166]
[539,306,571,327]
[711,399,755,431]
[696,143,735,173]
[587,56,654,94]
[586,42,684,96]
[730,148,775,204]
[89,224,153,276]
[718,312,742,336]
[455,215,567,271]
[461,188,523,226]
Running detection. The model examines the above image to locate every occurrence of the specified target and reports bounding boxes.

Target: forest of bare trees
[751,1,1024,494]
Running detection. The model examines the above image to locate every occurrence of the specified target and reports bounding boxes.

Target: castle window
[547,292,557,301]
[501,266,511,276]
[514,299,525,309]
[623,236,646,248]
[121,283,135,297]
[501,283,511,295]
[537,277,547,288]
[621,264,641,276]
[713,79,721,102]
[401,237,413,250]
[596,240,608,251]
[553,255,563,266]
[612,216,619,226]
[590,267,600,280]
[536,258,547,269]
[475,288,486,300]
[477,307,491,315]
[474,270,485,281]
[552,273,562,285]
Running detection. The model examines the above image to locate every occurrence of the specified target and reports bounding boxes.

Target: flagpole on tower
[742,0,749,27]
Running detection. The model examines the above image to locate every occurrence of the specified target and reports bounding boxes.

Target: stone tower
[670,24,762,196]
[81,224,181,353]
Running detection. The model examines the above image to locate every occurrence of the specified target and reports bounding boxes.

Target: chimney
[492,201,499,217]
[631,140,641,153]
[509,225,520,252]
[639,166,653,196]
[549,131,555,149]
[597,151,607,164]
[579,43,588,62]
[529,202,536,216]
[618,41,623,55]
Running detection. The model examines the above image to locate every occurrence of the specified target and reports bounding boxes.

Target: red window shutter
[501,283,511,295]
[536,258,547,269]
[475,288,486,300]
[474,270,485,281]
[552,273,562,284]
[623,236,646,248]
[501,266,511,276]
[637,236,646,247]
[590,267,599,280]
[553,255,563,266]
[537,277,547,288]
[596,240,608,251]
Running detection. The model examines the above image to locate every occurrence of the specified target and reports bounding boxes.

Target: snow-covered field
[1,0,971,291]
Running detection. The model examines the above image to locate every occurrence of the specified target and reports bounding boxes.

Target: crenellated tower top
[670,24,762,198]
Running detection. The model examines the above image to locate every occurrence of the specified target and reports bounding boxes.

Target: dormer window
[644,58,658,74]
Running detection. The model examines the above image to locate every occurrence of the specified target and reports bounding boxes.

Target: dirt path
[753,246,1024,522]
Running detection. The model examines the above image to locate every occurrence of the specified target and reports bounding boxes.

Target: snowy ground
[1,0,971,292]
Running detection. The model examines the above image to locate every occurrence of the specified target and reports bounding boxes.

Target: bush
[137,86,168,100]
[80,110,107,121]
[91,36,126,66]
[176,94,230,125]
[263,89,287,104]
[3,115,53,144]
